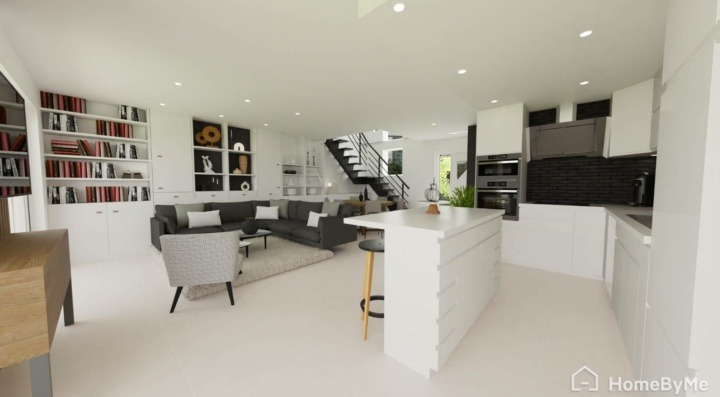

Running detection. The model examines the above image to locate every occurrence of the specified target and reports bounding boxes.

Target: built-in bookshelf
[304,141,325,195]
[40,92,151,204]
[0,83,30,197]
[191,120,256,193]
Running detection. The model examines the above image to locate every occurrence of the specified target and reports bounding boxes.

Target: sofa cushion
[155,205,176,221]
[219,221,244,232]
[291,226,321,243]
[175,226,223,235]
[321,201,342,216]
[156,214,177,234]
[295,201,324,222]
[210,202,253,223]
[255,219,280,230]
[288,201,299,220]
[175,203,205,228]
[268,220,305,235]
[269,199,290,219]
[252,200,270,217]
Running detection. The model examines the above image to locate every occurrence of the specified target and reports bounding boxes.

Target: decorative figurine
[202,156,214,173]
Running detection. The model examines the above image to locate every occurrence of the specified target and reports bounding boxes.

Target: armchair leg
[170,286,183,313]
[226,282,235,306]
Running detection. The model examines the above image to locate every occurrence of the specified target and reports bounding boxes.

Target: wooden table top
[0,229,68,274]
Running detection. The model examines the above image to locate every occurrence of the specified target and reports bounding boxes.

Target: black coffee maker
[628,172,655,207]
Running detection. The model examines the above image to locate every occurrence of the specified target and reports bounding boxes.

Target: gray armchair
[160,231,243,313]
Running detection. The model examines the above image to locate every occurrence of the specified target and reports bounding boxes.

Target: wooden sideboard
[0,229,74,397]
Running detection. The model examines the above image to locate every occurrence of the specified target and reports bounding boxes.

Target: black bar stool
[359,239,384,340]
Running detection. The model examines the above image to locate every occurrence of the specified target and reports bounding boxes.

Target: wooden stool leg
[362,251,375,341]
[361,251,370,321]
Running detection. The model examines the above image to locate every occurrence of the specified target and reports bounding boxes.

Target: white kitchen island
[344,207,504,377]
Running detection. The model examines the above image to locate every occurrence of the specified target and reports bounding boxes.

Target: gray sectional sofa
[150,200,357,251]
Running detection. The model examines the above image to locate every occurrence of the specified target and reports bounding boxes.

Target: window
[384,148,403,175]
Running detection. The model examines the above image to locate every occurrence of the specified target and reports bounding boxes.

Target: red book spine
[10,134,26,151]
[0,132,10,151]
[64,161,71,177]
[45,160,52,177]
[85,187,91,203]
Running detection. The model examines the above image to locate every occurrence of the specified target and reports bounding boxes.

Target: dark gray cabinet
[530,118,607,159]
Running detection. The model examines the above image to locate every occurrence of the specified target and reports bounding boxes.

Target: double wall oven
[475,153,521,220]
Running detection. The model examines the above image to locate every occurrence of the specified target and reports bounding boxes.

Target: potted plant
[449,186,475,208]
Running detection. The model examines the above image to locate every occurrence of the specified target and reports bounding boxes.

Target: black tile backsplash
[526,156,656,204]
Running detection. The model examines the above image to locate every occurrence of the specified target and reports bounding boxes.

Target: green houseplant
[449,186,475,208]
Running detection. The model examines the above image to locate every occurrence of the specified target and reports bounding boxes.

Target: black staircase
[325,132,409,206]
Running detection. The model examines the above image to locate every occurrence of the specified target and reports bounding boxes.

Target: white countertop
[595,204,653,245]
[344,207,504,238]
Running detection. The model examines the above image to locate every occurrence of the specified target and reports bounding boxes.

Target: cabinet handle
[173,195,179,198]
[113,210,119,213]
[158,187,164,190]
[157,155,163,158]
[211,194,216,197]
[96,211,103,214]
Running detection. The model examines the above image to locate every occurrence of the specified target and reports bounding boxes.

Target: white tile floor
[0,238,640,396]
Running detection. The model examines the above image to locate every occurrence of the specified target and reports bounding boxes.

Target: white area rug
[151,236,334,300]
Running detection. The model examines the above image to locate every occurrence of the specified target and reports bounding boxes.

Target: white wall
[0,25,47,230]
[643,0,720,390]
[370,136,467,206]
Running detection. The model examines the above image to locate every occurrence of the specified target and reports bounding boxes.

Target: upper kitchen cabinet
[608,78,658,157]
[662,0,719,82]
[476,103,528,156]
[150,110,194,193]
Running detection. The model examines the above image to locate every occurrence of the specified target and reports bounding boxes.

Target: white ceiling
[0,0,666,141]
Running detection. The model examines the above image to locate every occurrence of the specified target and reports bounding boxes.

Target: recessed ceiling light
[580,81,590,85]
[263,123,269,127]
[219,115,224,118]
[457,69,467,75]
[393,3,405,12]
[174,82,182,86]
[432,123,437,126]
[579,30,593,38]
[159,103,166,106]
[491,99,498,103]
[449,131,464,135]
[295,112,300,116]
[244,99,251,103]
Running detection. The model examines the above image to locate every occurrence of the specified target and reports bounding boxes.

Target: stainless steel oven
[476,188,519,220]
[476,153,522,220]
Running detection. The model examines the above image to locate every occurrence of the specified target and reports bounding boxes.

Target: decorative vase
[233,142,245,152]
[240,181,251,191]
[359,192,364,201]
[364,186,369,201]
[241,219,259,235]
[424,179,440,202]
[239,155,248,174]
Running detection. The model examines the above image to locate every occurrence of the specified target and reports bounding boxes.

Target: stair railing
[346,132,409,206]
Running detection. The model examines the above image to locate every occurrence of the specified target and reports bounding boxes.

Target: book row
[1,157,29,177]
[118,105,142,122]
[45,160,117,179]
[50,139,139,159]
[0,132,26,152]
[40,91,87,113]
[0,186,30,197]
[96,120,134,138]
[48,186,150,204]
[48,112,79,132]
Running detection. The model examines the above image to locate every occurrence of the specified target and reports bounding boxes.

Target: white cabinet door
[476,103,527,156]
[195,191,230,202]
[604,215,617,297]
[256,129,283,198]
[151,111,194,193]
[571,210,606,280]
[609,79,655,157]
[48,203,109,263]
[106,202,153,256]
[514,218,574,273]
[617,241,639,362]
[153,192,196,205]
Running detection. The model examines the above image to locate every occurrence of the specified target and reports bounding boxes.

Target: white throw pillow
[255,206,279,220]
[187,210,221,228]
[307,211,328,227]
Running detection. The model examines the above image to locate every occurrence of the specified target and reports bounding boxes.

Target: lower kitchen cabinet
[501,204,605,279]
[48,202,153,263]
[611,220,651,378]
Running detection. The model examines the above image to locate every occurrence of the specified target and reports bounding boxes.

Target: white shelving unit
[0,87,29,196]
[304,141,325,195]
[191,121,256,194]
[40,94,153,262]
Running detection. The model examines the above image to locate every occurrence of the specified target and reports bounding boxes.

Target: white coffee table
[238,240,252,258]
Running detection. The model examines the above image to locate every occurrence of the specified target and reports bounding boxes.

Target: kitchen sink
[628,214,653,229]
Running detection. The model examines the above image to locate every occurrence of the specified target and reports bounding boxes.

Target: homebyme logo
[570,366,710,394]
